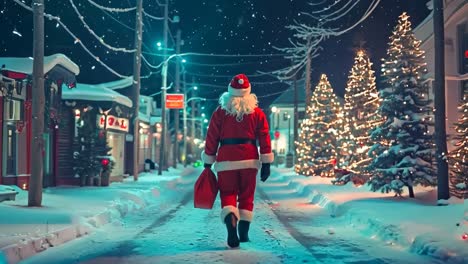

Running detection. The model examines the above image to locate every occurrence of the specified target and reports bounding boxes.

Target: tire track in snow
[257,187,392,264]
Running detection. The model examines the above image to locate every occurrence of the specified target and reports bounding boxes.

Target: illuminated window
[462,80,468,101]
[4,99,23,121]
[457,21,468,74]
[6,125,17,175]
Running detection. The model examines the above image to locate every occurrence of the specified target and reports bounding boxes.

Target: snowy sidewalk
[262,167,468,264]
[0,167,197,264]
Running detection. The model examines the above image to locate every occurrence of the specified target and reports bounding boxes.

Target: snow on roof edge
[0,53,79,76]
[62,82,133,108]
[106,76,133,90]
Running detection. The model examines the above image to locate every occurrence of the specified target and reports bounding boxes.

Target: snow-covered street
[20,168,442,264]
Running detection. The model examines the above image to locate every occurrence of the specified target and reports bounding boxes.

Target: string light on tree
[338,49,382,177]
[295,74,343,177]
[448,89,468,198]
[367,12,436,197]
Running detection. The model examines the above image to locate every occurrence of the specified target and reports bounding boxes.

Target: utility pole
[131,0,143,181]
[305,50,312,106]
[293,65,299,162]
[29,0,45,207]
[433,0,450,202]
[173,29,181,169]
[182,64,187,167]
[158,0,169,175]
[191,76,196,141]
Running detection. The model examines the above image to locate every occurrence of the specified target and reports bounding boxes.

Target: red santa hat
[228,74,251,97]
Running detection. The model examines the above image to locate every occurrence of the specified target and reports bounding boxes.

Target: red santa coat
[202,106,274,172]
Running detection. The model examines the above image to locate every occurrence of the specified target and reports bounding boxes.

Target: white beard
[219,92,258,122]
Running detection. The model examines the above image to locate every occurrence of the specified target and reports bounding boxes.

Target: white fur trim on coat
[239,209,253,222]
[201,150,216,164]
[260,153,274,163]
[214,159,261,172]
[228,85,251,97]
[221,205,239,223]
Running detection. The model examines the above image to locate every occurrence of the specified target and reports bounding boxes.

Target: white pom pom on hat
[228,73,251,97]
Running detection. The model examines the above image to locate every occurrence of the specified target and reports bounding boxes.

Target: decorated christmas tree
[339,50,381,174]
[367,13,436,197]
[449,89,468,197]
[72,107,110,186]
[295,74,342,177]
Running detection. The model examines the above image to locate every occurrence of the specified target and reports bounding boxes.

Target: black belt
[220,138,257,146]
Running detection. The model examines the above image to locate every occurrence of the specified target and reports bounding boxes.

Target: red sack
[194,168,218,209]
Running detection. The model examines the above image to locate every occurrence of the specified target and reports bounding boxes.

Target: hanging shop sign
[97,114,129,132]
[165,93,184,109]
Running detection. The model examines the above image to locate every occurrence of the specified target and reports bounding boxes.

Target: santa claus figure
[202,73,274,248]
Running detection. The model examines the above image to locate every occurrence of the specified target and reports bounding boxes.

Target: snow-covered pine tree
[367,12,436,197]
[339,50,381,174]
[449,89,468,197]
[296,74,342,177]
[72,108,102,186]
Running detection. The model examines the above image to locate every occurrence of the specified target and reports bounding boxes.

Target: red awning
[1,70,28,80]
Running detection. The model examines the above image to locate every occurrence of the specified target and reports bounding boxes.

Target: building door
[42,132,55,187]
[6,125,17,175]
[108,132,124,177]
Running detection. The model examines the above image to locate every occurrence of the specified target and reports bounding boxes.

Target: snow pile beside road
[0,168,192,264]
[264,168,468,264]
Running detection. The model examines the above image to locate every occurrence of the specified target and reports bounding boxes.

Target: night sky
[0,0,431,111]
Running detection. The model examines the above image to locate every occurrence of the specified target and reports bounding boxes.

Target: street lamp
[271,106,281,167]
[159,53,184,175]
[182,97,206,167]
[284,112,291,153]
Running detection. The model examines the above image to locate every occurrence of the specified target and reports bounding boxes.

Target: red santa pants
[217,168,258,222]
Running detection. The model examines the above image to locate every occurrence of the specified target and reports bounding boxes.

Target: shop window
[457,21,468,74]
[4,99,23,121]
[462,80,468,101]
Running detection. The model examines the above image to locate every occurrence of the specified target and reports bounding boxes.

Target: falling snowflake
[12,29,22,37]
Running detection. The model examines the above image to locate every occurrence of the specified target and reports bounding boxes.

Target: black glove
[204,163,212,169]
[260,163,270,182]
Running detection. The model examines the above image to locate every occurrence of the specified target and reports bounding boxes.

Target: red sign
[274,130,280,139]
[166,93,184,109]
[465,50,468,58]
[98,115,129,132]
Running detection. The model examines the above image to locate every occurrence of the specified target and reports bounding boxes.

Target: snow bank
[0,167,194,264]
[263,169,468,264]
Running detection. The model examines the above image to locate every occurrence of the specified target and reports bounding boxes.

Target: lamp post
[183,97,205,167]
[271,106,280,167]
[158,52,187,175]
[284,112,291,153]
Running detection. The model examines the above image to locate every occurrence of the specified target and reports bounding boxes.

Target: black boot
[224,213,239,248]
[238,220,250,242]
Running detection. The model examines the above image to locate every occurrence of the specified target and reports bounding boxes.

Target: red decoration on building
[16,121,25,133]
[274,130,280,139]
[101,159,110,166]
[465,50,468,58]
[98,130,105,139]
[24,100,32,110]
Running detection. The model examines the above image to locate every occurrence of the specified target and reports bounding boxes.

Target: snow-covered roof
[62,82,133,108]
[0,54,80,76]
[150,116,161,125]
[101,76,133,90]
[106,77,134,90]
[138,112,150,123]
